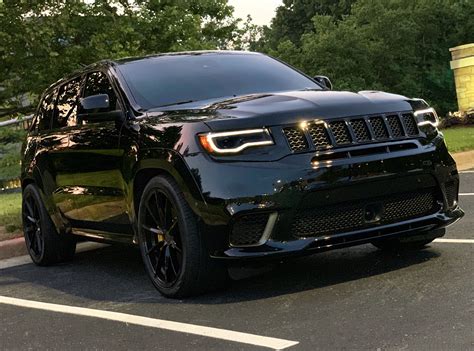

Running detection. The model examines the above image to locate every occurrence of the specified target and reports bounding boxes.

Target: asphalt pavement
[0,171,473,351]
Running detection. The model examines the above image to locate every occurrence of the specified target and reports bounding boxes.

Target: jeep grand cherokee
[21,51,464,297]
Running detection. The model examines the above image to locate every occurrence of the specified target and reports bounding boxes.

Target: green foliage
[0,192,22,234]
[0,0,240,113]
[263,0,356,48]
[0,141,22,182]
[260,0,474,115]
[0,127,25,182]
[0,127,26,144]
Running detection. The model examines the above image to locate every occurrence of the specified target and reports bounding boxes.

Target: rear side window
[53,77,83,128]
[82,71,118,112]
[36,89,57,132]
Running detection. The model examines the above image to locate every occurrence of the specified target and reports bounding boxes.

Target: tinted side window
[54,77,82,129]
[82,71,118,112]
[37,89,57,131]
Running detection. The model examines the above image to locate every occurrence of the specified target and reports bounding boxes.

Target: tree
[0,0,239,116]
[261,0,474,115]
[262,0,356,49]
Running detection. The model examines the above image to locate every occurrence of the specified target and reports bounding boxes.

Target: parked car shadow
[0,242,441,306]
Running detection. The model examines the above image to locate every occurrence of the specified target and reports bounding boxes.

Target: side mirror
[313,75,333,90]
[78,94,123,123]
[80,94,110,110]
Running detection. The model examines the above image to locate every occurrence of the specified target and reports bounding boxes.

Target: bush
[0,127,26,144]
[0,127,24,183]
[440,109,474,128]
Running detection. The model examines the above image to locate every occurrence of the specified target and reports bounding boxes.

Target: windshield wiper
[298,87,321,91]
[156,100,196,108]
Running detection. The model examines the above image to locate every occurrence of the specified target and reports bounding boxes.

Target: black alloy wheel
[22,184,76,265]
[23,190,43,262]
[137,176,228,298]
[141,189,183,286]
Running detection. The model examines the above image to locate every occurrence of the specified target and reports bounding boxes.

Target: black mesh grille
[230,213,268,246]
[283,127,308,152]
[292,204,365,237]
[382,191,438,222]
[369,117,389,139]
[444,181,457,208]
[350,119,371,142]
[402,113,418,136]
[308,123,331,148]
[329,121,352,144]
[292,189,439,238]
[282,112,420,152]
[386,115,404,138]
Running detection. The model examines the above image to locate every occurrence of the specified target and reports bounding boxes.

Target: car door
[63,70,132,241]
[27,84,78,232]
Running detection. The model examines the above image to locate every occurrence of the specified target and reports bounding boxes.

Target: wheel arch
[131,150,206,226]
[21,165,45,192]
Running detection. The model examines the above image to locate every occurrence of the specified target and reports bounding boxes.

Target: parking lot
[1,171,473,350]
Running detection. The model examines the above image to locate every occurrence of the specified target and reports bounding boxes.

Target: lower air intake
[292,189,439,238]
[444,181,458,208]
[230,213,269,246]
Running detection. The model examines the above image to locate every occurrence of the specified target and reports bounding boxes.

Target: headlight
[414,107,439,128]
[199,128,274,154]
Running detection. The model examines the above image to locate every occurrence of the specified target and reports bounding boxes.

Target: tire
[22,184,76,265]
[137,175,228,298]
[371,228,445,252]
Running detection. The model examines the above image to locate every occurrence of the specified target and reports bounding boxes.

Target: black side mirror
[78,94,123,123]
[80,94,110,110]
[313,75,333,90]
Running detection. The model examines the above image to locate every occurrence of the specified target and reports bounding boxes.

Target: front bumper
[212,206,464,260]
[184,135,464,259]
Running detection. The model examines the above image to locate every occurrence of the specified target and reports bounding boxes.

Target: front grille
[283,112,419,152]
[329,121,351,144]
[402,113,419,136]
[308,122,331,149]
[369,117,389,139]
[230,213,268,246]
[292,189,439,238]
[386,115,404,137]
[350,119,371,142]
[444,181,457,208]
[283,127,308,152]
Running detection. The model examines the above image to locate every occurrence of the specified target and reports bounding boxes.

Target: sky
[228,0,283,26]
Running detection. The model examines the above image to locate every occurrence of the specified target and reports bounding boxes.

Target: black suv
[21,51,464,297]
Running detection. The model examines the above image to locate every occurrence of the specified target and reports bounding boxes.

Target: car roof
[111,50,262,65]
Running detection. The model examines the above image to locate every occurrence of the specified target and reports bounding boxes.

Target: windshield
[117,53,321,109]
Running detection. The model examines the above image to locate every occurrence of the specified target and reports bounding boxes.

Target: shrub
[0,127,26,144]
[440,109,474,128]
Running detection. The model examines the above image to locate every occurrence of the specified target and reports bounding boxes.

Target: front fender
[131,148,208,222]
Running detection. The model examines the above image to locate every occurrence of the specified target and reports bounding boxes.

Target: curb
[0,237,27,260]
[452,150,474,171]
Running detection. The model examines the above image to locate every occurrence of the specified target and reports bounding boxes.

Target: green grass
[0,127,24,183]
[442,126,474,153]
[0,192,22,235]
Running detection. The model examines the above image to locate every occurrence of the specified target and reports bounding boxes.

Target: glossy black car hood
[148,90,414,131]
